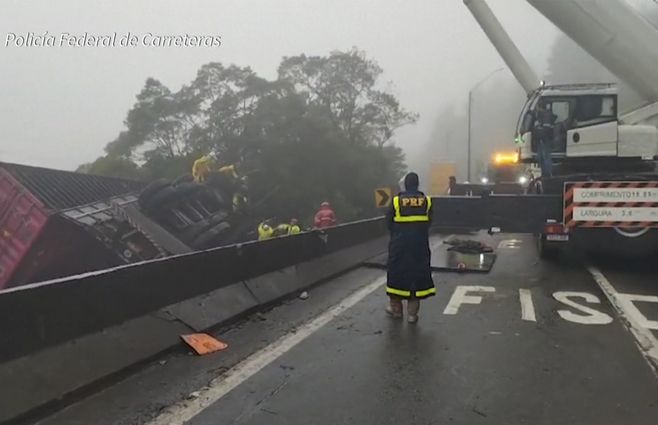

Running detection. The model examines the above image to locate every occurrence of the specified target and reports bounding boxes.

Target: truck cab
[516,84,658,164]
[516,84,624,161]
[484,151,527,184]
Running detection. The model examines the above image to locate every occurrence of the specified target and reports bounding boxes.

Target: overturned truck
[0,162,257,289]
[136,170,257,250]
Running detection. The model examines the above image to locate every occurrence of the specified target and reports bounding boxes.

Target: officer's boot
[385,296,403,319]
[407,298,420,323]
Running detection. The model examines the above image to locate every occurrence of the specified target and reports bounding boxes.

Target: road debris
[180,333,228,356]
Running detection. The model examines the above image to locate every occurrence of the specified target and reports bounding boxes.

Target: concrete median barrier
[162,281,260,332]
[0,218,385,363]
[244,267,300,305]
[0,217,388,423]
[0,314,191,424]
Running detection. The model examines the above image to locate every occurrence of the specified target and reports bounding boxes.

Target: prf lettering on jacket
[401,197,426,207]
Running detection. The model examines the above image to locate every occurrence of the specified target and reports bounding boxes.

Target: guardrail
[449,183,525,195]
[0,217,387,364]
[433,194,563,233]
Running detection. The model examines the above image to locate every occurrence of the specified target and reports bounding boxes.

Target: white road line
[615,293,658,330]
[519,289,537,322]
[587,266,658,376]
[145,276,386,425]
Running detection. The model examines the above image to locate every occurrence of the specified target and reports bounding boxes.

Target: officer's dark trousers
[537,138,553,177]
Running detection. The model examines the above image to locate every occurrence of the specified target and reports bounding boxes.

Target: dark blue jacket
[385,190,435,299]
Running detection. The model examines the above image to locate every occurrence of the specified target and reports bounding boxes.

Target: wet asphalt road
[34,234,658,425]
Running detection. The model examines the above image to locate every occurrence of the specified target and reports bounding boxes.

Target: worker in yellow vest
[288,218,301,235]
[257,220,274,240]
[192,155,214,183]
[271,219,301,237]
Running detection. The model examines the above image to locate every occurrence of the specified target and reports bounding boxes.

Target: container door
[0,170,48,289]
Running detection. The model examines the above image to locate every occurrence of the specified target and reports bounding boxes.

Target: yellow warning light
[493,152,519,164]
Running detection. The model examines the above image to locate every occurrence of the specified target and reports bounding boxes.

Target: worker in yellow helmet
[257,220,274,240]
[288,218,301,235]
[192,155,213,183]
[218,164,239,179]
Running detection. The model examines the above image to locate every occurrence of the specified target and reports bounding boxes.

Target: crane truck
[464,0,658,257]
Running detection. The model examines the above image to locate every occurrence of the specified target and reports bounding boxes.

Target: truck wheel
[197,187,227,210]
[138,178,171,208]
[171,182,203,199]
[537,235,560,260]
[141,185,178,212]
[208,211,229,225]
[180,211,230,242]
[180,218,212,242]
[191,221,232,249]
[145,181,206,212]
[173,174,194,186]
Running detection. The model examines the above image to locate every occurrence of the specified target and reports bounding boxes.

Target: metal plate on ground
[362,244,496,273]
[433,244,496,273]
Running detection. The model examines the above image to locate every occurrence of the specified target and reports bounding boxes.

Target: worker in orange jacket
[313,202,336,229]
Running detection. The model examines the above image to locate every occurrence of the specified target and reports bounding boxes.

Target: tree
[78,155,143,180]
[81,49,415,222]
[180,63,275,160]
[105,78,181,159]
[278,48,418,146]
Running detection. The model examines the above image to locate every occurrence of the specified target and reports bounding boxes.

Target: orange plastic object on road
[180,333,229,356]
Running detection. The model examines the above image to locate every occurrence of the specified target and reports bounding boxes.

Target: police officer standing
[385,172,435,323]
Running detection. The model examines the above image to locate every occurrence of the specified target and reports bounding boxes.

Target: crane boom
[527,0,658,104]
[463,0,539,95]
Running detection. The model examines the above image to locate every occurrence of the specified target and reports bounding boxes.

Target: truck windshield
[550,100,571,124]
[572,95,617,127]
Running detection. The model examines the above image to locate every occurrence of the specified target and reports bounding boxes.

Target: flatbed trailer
[440,174,658,258]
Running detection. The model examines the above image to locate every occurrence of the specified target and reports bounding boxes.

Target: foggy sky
[0,0,561,172]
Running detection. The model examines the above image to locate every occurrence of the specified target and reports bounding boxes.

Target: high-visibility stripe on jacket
[392,195,432,223]
[386,286,436,299]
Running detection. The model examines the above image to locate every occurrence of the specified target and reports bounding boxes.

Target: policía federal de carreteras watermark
[4,32,222,48]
